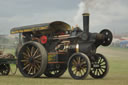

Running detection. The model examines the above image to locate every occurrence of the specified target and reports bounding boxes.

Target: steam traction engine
[10,13,113,79]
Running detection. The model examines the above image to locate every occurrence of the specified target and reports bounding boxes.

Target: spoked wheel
[44,64,67,78]
[0,64,10,75]
[100,29,113,46]
[18,41,47,77]
[90,53,109,79]
[68,53,91,80]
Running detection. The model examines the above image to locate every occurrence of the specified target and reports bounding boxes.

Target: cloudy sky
[0,0,128,34]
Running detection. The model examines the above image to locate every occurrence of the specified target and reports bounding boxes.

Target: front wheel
[68,53,91,80]
[90,53,109,79]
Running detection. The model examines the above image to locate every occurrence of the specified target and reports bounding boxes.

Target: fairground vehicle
[10,13,113,79]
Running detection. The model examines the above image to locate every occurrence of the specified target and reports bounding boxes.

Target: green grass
[0,47,128,85]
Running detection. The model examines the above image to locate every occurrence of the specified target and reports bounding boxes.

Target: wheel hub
[29,57,34,63]
[93,63,100,68]
[76,64,81,71]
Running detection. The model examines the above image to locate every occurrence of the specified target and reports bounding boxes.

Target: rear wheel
[68,53,91,79]
[18,41,47,77]
[90,53,109,78]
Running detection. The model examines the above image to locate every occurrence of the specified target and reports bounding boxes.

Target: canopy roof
[10,21,71,34]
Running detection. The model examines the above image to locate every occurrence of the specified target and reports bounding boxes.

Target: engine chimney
[82,13,90,39]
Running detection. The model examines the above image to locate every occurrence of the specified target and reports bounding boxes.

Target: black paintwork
[13,13,113,79]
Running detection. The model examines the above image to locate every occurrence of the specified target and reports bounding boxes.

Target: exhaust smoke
[73,0,111,28]
[74,0,96,25]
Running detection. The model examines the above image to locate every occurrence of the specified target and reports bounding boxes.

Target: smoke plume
[73,0,111,27]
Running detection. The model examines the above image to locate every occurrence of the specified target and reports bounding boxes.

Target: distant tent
[120,40,128,48]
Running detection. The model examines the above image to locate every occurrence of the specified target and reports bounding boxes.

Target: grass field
[0,47,128,85]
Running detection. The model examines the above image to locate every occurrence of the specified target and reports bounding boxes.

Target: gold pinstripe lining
[11,26,48,34]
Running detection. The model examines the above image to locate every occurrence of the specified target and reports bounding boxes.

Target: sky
[0,0,128,34]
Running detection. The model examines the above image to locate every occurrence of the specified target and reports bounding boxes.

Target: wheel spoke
[93,68,96,75]
[79,70,83,76]
[72,59,77,66]
[33,48,39,57]
[74,70,78,75]
[100,64,106,66]
[99,69,103,75]
[98,57,101,63]
[100,68,104,73]
[81,68,85,73]
[99,69,103,74]
[82,63,87,69]
[97,69,101,76]
[74,58,78,63]
[21,60,29,63]
[34,64,40,71]
[28,66,32,74]
[23,56,29,59]
[96,69,98,75]
[31,46,34,57]
[99,59,105,64]
[33,66,36,74]
[26,50,31,57]
[72,68,77,72]
[36,63,41,69]
[23,64,30,70]
[27,47,31,56]
[98,57,102,63]
[23,52,29,57]
[80,58,85,63]
[78,57,81,64]
[34,55,41,59]
[35,60,41,64]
